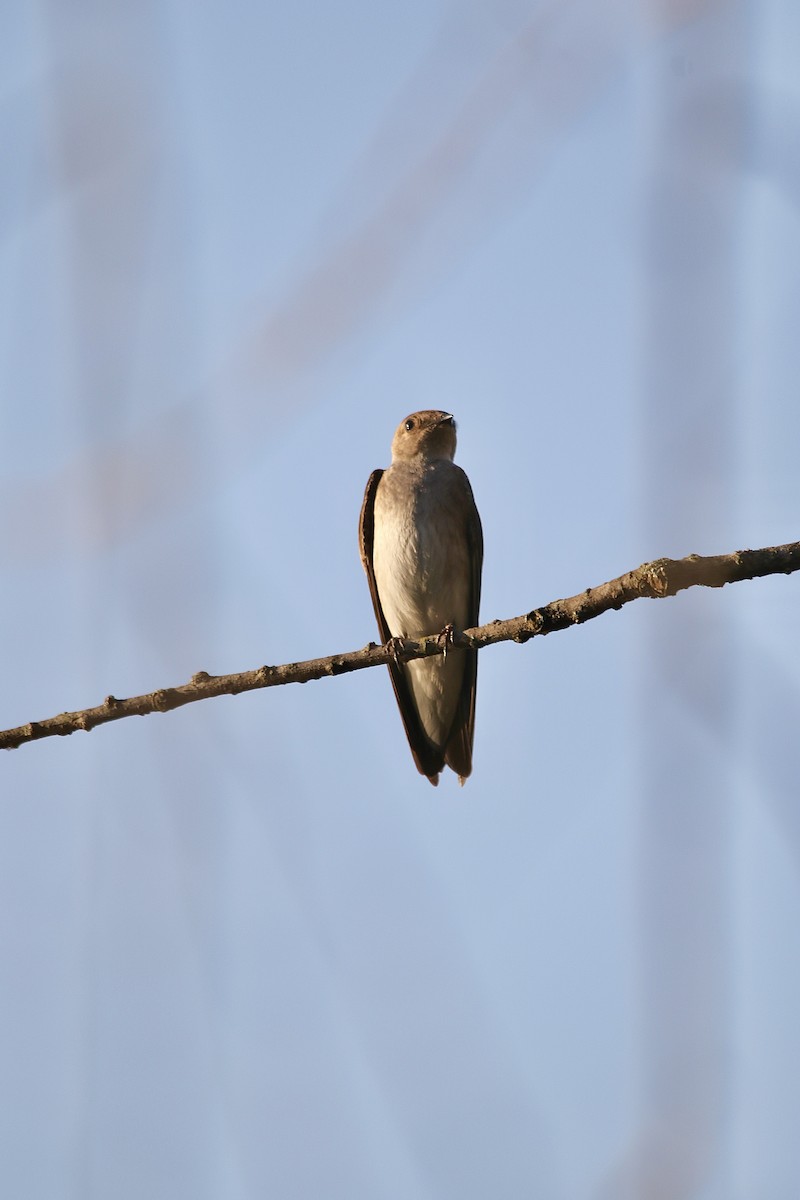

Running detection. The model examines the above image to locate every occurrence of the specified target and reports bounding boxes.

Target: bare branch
[2,541,798,751]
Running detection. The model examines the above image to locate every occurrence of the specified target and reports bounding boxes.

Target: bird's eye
[404,418,415,431]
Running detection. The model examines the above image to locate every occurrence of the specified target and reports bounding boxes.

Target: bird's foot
[437,623,456,661]
[386,635,406,667]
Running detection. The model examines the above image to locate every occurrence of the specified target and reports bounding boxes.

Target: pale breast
[372,462,471,639]
[371,461,472,749]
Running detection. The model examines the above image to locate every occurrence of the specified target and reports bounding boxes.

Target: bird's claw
[386,635,406,667]
[437,623,456,661]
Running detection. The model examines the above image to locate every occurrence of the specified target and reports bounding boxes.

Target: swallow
[359,410,483,785]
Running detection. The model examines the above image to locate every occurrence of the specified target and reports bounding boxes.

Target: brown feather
[359,469,444,781]
[443,471,483,781]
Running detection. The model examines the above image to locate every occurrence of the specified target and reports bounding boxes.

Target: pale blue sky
[2,2,800,1197]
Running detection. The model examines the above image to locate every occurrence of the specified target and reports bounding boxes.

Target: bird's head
[390,410,457,464]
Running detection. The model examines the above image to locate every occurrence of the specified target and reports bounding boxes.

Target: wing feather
[359,470,444,782]
[444,471,483,782]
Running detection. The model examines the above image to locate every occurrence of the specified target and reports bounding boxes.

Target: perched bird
[359,410,483,785]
